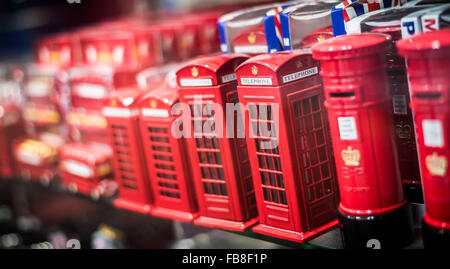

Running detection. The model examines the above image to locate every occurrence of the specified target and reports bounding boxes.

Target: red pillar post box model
[397,29,450,248]
[358,7,427,202]
[176,55,258,231]
[235,51,340,243]
[103,89,153,214]
[312,33,414,249]
[137,73,198,222]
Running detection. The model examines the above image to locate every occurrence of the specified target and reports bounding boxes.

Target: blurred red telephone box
[103,89,153,214]
[137,72,198,222]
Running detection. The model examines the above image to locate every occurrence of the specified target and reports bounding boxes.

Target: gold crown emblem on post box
[426,152,448,177]
[396,123,412,140]
[191,67,199,78]
[248,32,257,44]
[341,146,361,167]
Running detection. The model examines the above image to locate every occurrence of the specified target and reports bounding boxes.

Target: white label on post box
[338,117,358,140]
[240,77,273,86]
[179,79,213,87]
[282,67,318,84]
[393,95,408,115]
[423,120,444,148]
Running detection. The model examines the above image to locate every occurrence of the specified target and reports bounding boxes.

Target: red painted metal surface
[397,29,450,230]
[236,51,339,243]
[176,54,258,231]
[103,88,152,214]
[312,33,407,216]
[137,73,198,222]
[299,27,334,49]
[232,25,268,56]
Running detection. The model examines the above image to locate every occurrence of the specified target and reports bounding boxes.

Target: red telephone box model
[235,51,339,243]
[397,29,450,248]
[103,89,153,214]
[176,55,258,231]
[59,142,114,199]
[312,33,414,249]
[137,77,198,222]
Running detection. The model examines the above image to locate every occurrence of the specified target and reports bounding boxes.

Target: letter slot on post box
[312,33,414,249]
[397,29,450,248]
[103,89,153,214]
[176,55,258,231]
[137,71,198,222]
[235,51,339,243]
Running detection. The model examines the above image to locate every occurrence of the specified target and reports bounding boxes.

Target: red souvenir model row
[1,2,449,249]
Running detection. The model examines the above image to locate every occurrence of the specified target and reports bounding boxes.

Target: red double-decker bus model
[59,142,115,199]
[312,33,414,249]
[23,64,67,137]
[235,51,339,243]
[397,29,450,248]
[137,72,198,222]
[13,132,65,184]
[176,55,258,231]
[103,89,152,214]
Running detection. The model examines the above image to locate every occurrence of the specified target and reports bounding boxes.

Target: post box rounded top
[176,54,248,87]
[311,33,391,61]
[60,142,112,165]
[235,50,318,86]
[397,29,450,59]
[105,88,145,108]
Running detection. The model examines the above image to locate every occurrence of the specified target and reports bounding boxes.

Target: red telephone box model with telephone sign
[176,55,258,231]
[103,89,153,214]
[397,29,450,248]
[312,33,414,249]
[137,74,198,222]
[235,51,339,243]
